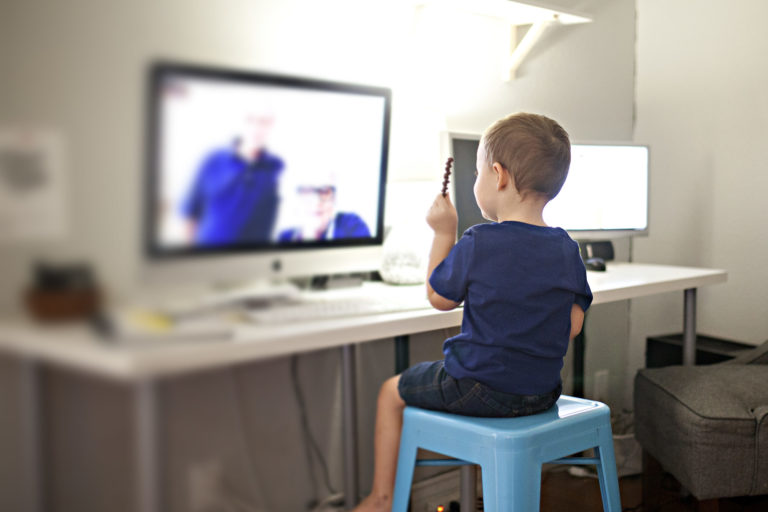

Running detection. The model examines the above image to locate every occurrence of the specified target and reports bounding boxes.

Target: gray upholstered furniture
[634,339,768,511]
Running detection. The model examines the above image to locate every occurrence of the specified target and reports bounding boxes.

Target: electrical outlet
[188,460,223,512]
[410,469,460,512]
[593,369,609,403]
[410,469,481,512]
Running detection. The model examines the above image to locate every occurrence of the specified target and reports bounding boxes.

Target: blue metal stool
[392,395,621,511]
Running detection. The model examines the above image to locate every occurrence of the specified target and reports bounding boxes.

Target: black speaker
[578,240,615,261]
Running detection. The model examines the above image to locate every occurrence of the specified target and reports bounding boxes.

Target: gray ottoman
[634,364,768,501]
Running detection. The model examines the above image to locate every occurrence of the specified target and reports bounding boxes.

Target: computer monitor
[144,62,391,285]
[544,143,649,239]
[446,133,650,240]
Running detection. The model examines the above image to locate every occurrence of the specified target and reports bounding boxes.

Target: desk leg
[394,335,410,374]
[136,379,160,512]
[683,288,697,366]
[572,312,587,398]
[20,360,43,512]
[460,465,477,512]
[341,344,359,509]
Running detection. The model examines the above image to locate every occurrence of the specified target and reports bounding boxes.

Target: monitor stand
[307,272,370,291]
[207,279,301,307]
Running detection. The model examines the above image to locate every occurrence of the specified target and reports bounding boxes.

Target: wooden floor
[539,468,768,512]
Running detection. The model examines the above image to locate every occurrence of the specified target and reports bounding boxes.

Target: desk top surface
[0,262,727,381]
[587,262,726,304]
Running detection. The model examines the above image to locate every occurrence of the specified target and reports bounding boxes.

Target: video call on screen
[152,71,387,250]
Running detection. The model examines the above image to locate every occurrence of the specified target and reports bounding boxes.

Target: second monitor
[447,133,649,240]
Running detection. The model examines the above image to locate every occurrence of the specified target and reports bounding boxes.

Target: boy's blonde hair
[481,112,570,200]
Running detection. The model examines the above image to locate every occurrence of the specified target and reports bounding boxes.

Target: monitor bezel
[144,61,392,261]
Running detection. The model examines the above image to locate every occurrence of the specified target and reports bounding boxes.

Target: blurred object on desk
[380,181,437,285]
[24,262,102,322]
[104,308,233,346]
[379,224,431,285]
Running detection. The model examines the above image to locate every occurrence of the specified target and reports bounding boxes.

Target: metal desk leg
[460,465,477,512]
[20,360,43,512]
[341,344,359,509]
[394,335,410,375]
[682,288,697,366]
[572,329,586,398]
[571,311,588,398]
[136,379,160,512]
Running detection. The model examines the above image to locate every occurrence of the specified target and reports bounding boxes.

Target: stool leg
[391,434,419,512]
[594,426,622,512]
[481,455,541,512]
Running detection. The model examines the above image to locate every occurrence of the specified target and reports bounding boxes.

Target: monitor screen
[447,133,485,236]
[543,144,649,235]
[146,63,391,259]
[447,135,649,238]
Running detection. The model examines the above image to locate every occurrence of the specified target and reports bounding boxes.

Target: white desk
[0,262,727,512]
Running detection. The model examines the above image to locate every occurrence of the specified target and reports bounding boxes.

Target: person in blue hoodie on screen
[182,109,284,246]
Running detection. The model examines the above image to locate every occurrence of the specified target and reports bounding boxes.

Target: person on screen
[278,175,370,242]
[181,109,284,245]
[352,113,591,512]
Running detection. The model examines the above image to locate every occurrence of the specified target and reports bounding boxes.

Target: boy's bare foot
[350,493,392,512]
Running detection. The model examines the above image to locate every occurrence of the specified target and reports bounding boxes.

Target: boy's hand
[426,193,458,236]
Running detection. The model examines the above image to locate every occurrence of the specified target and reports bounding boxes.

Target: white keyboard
[244,286,433,324]
[156,282,301,319]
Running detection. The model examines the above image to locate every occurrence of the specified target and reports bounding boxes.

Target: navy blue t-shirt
[429,221,592,395]
[182,148,284,245]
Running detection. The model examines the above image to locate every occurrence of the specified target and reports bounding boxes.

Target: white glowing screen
[543,144,649,232]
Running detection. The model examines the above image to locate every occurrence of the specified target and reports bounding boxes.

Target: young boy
[353,112,592,512]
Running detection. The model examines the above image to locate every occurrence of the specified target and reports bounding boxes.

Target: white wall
[0,1,637,510]
[627,0,768,403]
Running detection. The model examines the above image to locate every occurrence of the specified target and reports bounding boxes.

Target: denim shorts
[397,360,561,418]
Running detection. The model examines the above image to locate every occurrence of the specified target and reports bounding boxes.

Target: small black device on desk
[579,240,614,272]
[585,257,607,272]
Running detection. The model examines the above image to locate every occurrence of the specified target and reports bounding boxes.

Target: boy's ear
[492,162,510,190]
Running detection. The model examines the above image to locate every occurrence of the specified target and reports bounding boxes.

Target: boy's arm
[570,304,585,339]
[427,233,459,310]
[426,194,460,311]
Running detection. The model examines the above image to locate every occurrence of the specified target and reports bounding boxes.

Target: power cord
[229,357,339,511]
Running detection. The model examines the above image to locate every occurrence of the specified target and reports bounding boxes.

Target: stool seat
[392,395,621,511]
